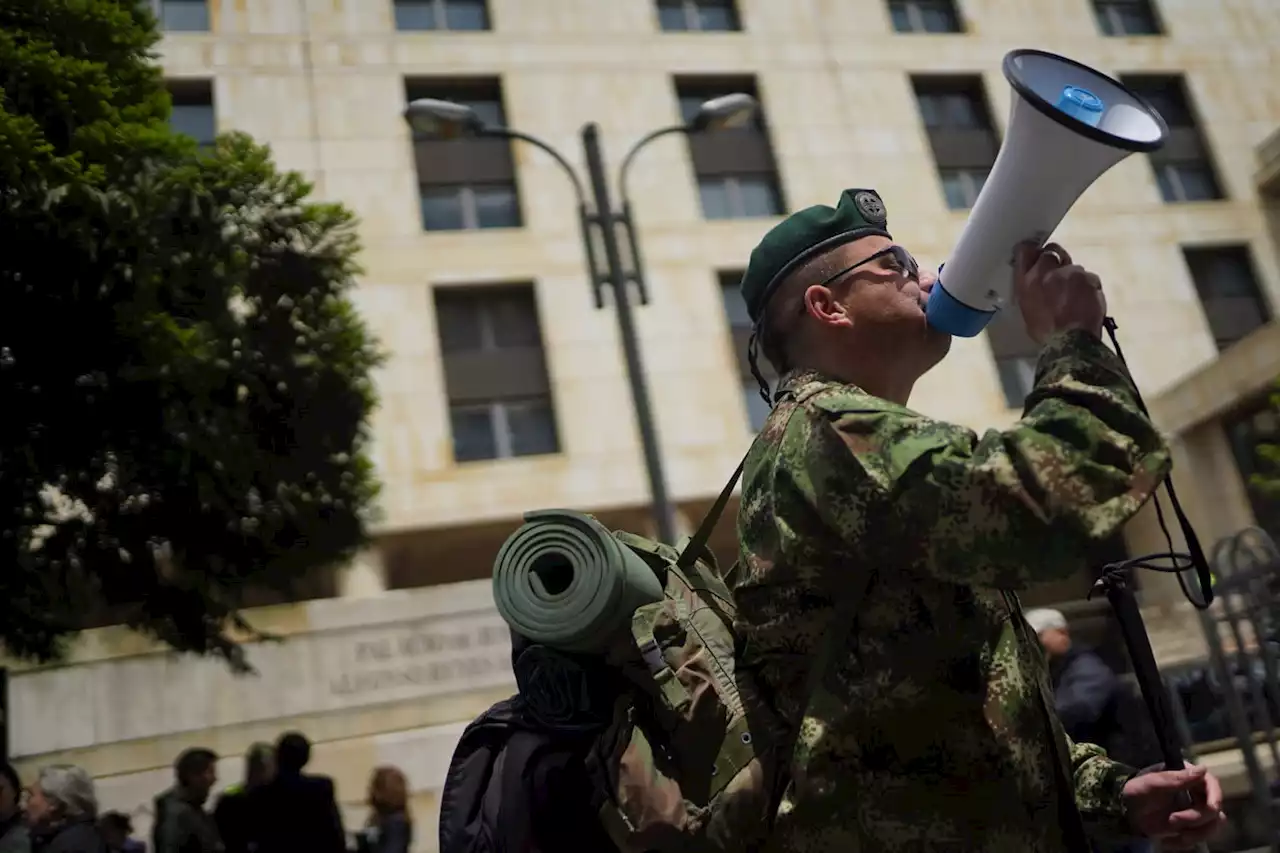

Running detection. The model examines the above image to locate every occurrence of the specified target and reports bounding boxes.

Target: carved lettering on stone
[327,615,511,700]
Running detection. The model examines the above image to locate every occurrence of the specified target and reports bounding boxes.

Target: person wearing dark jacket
[152,748,222,853]
[1028,608,1159,853]
[249,733,344,853]
[23,765,107,853]
[0,762,30,853]
[98,812,144,853]
[354,767,411,853]
[212,744,274,853]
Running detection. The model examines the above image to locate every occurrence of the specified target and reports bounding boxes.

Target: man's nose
[919,270,937,290]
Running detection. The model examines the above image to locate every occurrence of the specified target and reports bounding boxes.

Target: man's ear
[804,284,854,330]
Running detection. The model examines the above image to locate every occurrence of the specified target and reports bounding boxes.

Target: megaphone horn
[925,49,1169,338]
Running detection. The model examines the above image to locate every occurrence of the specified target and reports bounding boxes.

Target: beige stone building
[8,0,1280,850]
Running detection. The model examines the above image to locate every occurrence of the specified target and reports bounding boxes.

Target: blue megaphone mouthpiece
[1055,86,1104,127]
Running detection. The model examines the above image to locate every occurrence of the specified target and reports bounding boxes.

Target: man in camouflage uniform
[733,188,1225,852]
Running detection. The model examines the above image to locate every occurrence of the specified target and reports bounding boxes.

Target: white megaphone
[925,49,1169,337]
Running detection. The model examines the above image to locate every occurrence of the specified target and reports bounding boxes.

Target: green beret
[739,188,891,325]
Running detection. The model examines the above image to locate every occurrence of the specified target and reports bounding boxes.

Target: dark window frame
[1092,0,1163,36]
[393,0,491,31]
[1121,74,1225,203]
[675,76,785,220]
[911,75,1000,211]
[886,0,963,33]
[167,79,217,150]
[152,0,210,32]
[405,77,523,231]
[718,271,773,430]
[1182,244,1271,351]
[655,0,741,32]
[433,285,560,463]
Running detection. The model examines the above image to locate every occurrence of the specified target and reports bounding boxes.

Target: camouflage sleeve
[790,329,1170,588]
[1068,734,1139,838]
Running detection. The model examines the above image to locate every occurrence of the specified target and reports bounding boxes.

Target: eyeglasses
[820,244,919,287]
[793,245,920,319]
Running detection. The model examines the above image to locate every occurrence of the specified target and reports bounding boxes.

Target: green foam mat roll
[492,509,665,655]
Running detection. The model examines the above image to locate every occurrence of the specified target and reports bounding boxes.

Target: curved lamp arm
[618,124,690,209]
[479,126,588,208]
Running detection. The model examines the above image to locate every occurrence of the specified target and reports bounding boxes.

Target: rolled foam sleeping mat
[492,509,665,655]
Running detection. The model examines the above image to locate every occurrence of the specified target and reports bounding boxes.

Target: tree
[1249,378,1280,501]
[0,0,383,670]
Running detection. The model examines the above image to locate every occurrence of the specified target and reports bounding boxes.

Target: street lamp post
[404,94,757,546]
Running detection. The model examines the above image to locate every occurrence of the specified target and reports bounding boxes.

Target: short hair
[174,748,218,786]
[99,811,134,834]
[275,731,311,773]
[0,761,20,797]
[759,249,849,375]
[368,766,410,817]
[245,742,274,776]
[37,764,98,820]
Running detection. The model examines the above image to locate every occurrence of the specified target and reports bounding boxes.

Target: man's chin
[923,324,953,364]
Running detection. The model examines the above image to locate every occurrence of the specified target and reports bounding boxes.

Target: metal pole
[580,122,678,545]
[1103,573,1210,853]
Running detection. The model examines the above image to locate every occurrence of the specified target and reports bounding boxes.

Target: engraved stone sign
[318,609,514,711]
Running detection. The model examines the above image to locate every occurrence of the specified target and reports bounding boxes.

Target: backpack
[438,695,619,853]
[439,460,871,853]
[580,462,786,853]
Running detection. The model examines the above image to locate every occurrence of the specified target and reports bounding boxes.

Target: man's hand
[1013,242,1106,346]
[1122,764,1226,849]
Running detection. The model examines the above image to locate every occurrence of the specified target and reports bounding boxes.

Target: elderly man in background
[24,764,106,853]
[1029,607,1161,853]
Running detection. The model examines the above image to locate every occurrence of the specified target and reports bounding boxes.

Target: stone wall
[8,581,512,852]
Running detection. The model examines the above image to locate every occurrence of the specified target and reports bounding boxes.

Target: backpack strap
[676,457,746,571]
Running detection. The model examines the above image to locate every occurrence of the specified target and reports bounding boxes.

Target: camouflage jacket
[734,330,1170,852]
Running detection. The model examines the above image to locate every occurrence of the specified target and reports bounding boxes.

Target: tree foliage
[1249,378,1280,502]
[0,0,383,669]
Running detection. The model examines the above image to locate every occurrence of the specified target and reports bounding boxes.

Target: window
[676,77,785,220]
[1122,75,1223,202]
[394,0,490,31]
[719,272,773,430]
[1093,0,1162,36]
[405,78,522,231]
[887,0,961,33]
[151,0,209,32]
[984,287,1041,408]
[912,77,999,210]
[1183,246,1270,350]
[1226,398,1280,543]
[656,0,740,31]
[434,286,559,462]
[168,80,216,150]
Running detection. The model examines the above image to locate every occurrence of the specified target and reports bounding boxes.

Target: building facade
[8,1,1280,850]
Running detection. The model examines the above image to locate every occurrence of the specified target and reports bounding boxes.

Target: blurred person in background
[251,733,343,853]
[213,744,274,853]
[0,762,29,853]
[152,748,221,853]
[355,768,411,853]
[97,812,143,853]
[1028,608,1161,853]
[23,764,106,853]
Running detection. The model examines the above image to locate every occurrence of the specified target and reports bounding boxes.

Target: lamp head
[689,93,758,132]
[403,98,485,139]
